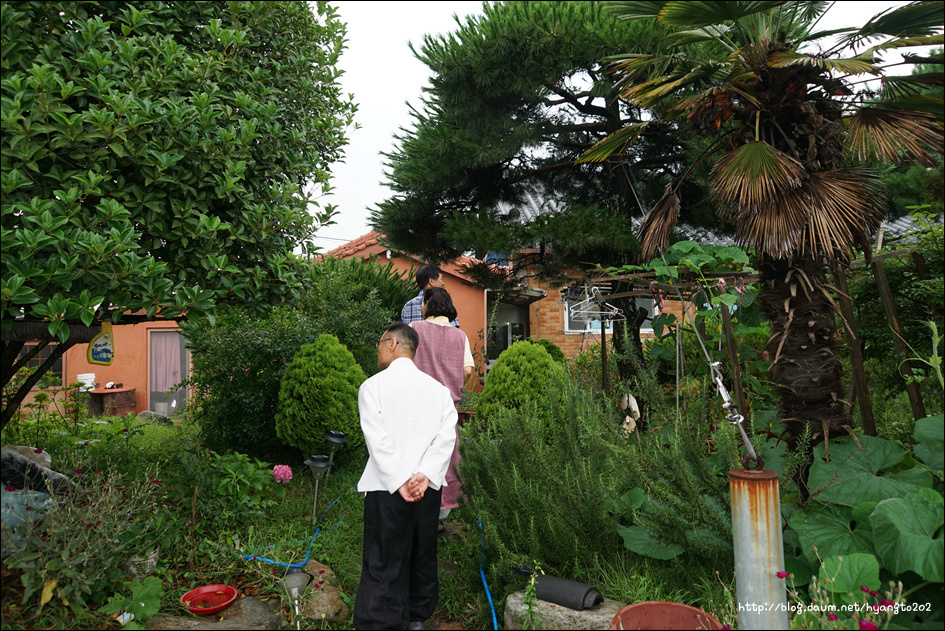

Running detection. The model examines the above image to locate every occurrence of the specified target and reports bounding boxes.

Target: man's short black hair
[422,287,458,321]
[384,322,419,356]
[415,264,442,290]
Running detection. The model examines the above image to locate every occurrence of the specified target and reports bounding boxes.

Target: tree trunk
[1,321,101,431]
[758,258,850,443]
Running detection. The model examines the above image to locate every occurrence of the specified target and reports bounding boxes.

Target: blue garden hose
[478,518,499,630]
[237,492,347,568]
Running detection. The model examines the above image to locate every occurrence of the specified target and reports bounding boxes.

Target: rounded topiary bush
[477,340,566,425]
[530,338,565,363]
[275,334,367,456]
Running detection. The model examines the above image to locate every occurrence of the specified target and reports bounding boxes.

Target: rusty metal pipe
[729,469,788,630]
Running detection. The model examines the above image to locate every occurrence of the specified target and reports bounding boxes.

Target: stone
[137,410,171,424]
[0,447,74,493]
[146,596,283,630]
[299,559,350,625]
[2,445,52,469]
[504,590,626,630]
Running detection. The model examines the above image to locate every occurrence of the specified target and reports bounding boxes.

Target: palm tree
[583,1,943,452]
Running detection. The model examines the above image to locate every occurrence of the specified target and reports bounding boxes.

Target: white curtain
[150,331,181,393]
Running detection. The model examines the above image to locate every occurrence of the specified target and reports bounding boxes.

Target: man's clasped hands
[398,472,430,503]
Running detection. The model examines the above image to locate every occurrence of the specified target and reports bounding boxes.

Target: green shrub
[275,334,367,455]
[161,448,286,529]
[307,254,417,319]
[530,338,565,363]
[182,306,318,456]
[2,465,170,616]
[477,340,566,425]
[460,375,628,601]
[300,257,411,376]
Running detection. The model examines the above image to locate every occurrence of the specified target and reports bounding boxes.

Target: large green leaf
[787,504,873,565]
[808,434,933,506]
[870,488,944,583]
[819,553,881,594]
[617,524,684,560]
[913,414,944,475]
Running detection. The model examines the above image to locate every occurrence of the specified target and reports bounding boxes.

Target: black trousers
[354,487,441,630]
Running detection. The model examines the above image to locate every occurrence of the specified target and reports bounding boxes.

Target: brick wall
[526,274,690,359]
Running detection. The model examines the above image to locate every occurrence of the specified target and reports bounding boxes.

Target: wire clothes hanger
[569,286,626,322]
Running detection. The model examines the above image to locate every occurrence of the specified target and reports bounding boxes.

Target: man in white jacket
[354,322,458,631]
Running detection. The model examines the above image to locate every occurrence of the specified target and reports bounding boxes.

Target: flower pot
[611,601,723,630]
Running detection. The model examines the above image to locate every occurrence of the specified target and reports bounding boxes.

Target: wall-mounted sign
[88,322,115,366]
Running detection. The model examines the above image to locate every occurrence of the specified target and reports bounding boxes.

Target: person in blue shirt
[401,264,458,327]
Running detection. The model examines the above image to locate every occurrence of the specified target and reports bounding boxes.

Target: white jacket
[357,357,458,493]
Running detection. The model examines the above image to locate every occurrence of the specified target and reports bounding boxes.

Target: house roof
[324,230,484,282]
[326,230,383,259]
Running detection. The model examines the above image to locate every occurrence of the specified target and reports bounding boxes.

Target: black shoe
[406,621,425,630]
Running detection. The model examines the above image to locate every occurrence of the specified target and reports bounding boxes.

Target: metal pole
[729,469,788,630]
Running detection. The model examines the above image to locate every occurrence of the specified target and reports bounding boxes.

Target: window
[564,292,614,334]
[16,343,64,387]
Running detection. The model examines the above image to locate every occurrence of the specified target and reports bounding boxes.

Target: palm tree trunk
[758,257,851,444]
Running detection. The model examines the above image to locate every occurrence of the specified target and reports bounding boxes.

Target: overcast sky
[312,1,913,251]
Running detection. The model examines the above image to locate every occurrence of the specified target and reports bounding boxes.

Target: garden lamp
[280,568,312,630]
[323,430,349,477]
[303,455,332,519]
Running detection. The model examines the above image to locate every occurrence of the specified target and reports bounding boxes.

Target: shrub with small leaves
[182,306,319,456]
[530,338,565,363]
[477,340,566,426]
[275,334,366,455]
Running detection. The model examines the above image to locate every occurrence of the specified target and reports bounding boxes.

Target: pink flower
[880,599,895,609]
[861,586,871,592]
[273,465,293,484]
[860,622,878,630]
[828,614,839,621]
[869,590,879,598]
[4,486,16,492]
[34,448,43,454]
[776,571,788,579]
[74,469,83,474]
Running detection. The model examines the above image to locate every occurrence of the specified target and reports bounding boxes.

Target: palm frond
[798,170,884,262]
[728,186,809,260]
[578,123,650,163]
[878,95,945,123]
[881,73,944,99]
[666,24,735,46]
[768,52,880,76]
[847,107,945,166]
[637,185,681,262]
[603,1,670,21]
[840,1,945,50]
[864,33,945,55]
[656,1,784,29]
[711,142,805,209]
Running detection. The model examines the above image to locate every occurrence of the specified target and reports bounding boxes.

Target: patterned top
[401,290,459,327]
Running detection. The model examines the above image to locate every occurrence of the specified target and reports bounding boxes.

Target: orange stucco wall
[333,243,488,386]
[20,319,185,416]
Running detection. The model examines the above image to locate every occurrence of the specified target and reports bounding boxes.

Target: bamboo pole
[870,259,927,421]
